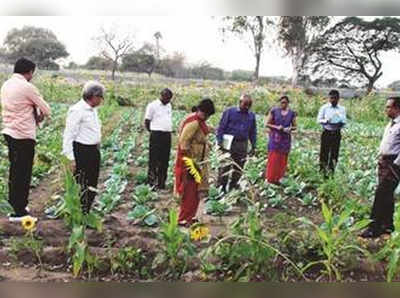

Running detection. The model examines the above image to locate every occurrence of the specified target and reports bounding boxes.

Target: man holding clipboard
[216,94,257,193]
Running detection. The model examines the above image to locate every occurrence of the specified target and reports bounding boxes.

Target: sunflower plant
[17,216,43,275]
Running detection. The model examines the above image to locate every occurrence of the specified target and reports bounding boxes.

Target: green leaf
[387,248,400,282]
[297,217,315,228]
[68,226,84,251]
[321,202,332,224]
[317,227,330,244]
[127,205,150,220]
[337,209,352,227]
[144,214,159,226]
[73,241,87,277]
[351,219,371,231]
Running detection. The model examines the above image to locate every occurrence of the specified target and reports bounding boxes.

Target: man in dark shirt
[216,94,257,193]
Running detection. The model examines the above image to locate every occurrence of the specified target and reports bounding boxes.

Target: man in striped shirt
[1,58,51,222]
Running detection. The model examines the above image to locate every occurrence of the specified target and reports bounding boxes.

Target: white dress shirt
[317,103,347,131]
[379,115,400,166]
[144,99,172,132]
[62,99,101,160]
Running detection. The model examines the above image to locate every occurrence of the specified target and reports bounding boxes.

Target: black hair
[279,96,290,103]
[14,58,36,74]
[191,106,198,112]
[388,97,400,109]
[328,89,340,99]
[197,98,215,116]
[161,88,173,98]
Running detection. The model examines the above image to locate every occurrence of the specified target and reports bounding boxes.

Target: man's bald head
[239,94,252,112]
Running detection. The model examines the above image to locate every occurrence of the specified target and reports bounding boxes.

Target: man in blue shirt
[216,94,257,192]
[317,89,347,176]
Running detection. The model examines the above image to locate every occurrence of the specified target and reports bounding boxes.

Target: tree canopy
[85,56,113,71]
[2,26,68,70]
[309,17,400,93]
[277,16,330,86]
[121,43,156,77]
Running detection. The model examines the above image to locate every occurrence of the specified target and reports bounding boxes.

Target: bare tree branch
[94,25,135,80]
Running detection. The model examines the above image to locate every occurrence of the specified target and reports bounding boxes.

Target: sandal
[178,220,188,226]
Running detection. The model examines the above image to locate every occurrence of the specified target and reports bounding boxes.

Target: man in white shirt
[317,89,347,176]
[62,81,104,214]
[361,97,400,238]
[144,88,173,190]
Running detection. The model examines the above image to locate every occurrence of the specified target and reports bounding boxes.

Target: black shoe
[360,228,385,239]
[383,225,394,235]
[384,223,394,231]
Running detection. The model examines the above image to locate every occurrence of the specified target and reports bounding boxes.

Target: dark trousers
[370,155,400,231]
[73,142,100,214]
[217,139,248,192]
[147,131,171,189]
[319,129,341,174]
[4,134,35,216]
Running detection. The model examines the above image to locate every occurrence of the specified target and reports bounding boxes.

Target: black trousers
[319,129,341,174]
[370,155,400,231]
[217,139,248,192]
[73,142,100,214]
[147,131,171,189]
[4,134,35,216]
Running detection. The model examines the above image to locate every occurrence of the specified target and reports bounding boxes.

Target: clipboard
[222,134,234,150]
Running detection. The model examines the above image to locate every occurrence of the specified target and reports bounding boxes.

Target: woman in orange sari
[174,98,215,226]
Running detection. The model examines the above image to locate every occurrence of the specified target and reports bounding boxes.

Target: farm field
[0,72,398,282]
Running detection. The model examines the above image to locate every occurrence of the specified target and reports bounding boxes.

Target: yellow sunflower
[190,224,210,241]
[199,226,210,239]
[190,227,202,241]
[182,157,202,184]
[21,216,37,232]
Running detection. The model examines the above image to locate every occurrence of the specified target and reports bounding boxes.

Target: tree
[277,16,330,86]
[153,31,162,61]
[230,69,253,81]
[188,62,224,80]
[121,43,156,77]
[85,56,113,71]
[156,52,186,78]
[65,61,79,70]
[0,48,7,63]
[94,26,135,80]
[388,80,400,91]
[2,26,68,69]
[309,17,400,94]
[221,16,272,81]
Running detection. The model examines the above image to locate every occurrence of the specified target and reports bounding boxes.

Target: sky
[0,16,398,87]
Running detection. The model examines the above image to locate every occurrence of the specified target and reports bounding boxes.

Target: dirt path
[0,266,73,282]
[29,173,62,218]
[26,108,127,217]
